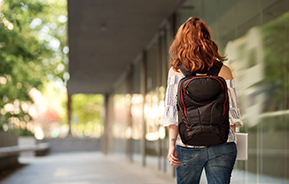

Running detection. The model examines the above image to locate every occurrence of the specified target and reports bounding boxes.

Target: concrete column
[102,93,110,155]
[157,35,163,171]
[67,88,72,137]
[161,29,169,172]
[127,69,133,162]
[141,52,147,167]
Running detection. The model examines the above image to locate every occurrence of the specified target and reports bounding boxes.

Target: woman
[163,17,243,184]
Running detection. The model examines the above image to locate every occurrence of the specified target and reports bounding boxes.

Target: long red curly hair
[169,17,227,73]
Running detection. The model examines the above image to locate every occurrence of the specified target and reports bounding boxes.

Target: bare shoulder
[168,67,182,77]
[219,64,233,80]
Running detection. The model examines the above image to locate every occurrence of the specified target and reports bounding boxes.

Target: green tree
[71,94,103,137]
[261,12,289,111]
[0,0,68,134]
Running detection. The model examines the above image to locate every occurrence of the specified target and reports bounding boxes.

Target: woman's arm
[163,68,182,167]
[219,65,241,132]
[167,125,180,167]
[219,64,233,80]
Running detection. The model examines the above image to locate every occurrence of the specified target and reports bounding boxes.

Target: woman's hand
[167,145,180,167]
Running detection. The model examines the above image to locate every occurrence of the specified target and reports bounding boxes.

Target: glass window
[176,0,289,182]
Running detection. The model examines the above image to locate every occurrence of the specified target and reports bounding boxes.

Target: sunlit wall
[107,0,289,182]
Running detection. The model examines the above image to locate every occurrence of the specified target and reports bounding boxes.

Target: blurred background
[0,0,103,140]
[0,0,288,183]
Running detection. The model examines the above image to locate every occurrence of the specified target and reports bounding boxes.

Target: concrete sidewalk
[1,152,288,184]
[0,152,175,184]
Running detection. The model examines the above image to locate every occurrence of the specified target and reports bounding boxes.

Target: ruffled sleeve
[226,79,243,127]
[162,75,183,127]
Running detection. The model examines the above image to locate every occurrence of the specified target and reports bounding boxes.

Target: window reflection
[131,94,143,140]
[176,0,289,182]
[225,26,265,127]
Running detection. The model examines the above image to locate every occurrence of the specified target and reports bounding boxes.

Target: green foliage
[0,0,68,130]
[13,127,35,137]
[260,12,289,112]
[71,94,104,136]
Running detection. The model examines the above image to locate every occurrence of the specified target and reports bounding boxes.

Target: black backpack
[177,63,229,146]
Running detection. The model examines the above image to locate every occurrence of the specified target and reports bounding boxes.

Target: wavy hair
[169,17,227,73]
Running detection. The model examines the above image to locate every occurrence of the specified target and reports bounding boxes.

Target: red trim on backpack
[180,80,188,117]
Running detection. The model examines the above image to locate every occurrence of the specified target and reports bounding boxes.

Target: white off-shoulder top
[162,74,243,148]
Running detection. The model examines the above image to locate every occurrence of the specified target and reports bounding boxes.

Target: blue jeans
[176,142,237,184]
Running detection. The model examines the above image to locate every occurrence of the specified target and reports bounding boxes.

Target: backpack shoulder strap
[178,64,196,76]
[207,63,223,76]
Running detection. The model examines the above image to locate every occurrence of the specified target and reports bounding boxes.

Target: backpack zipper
[185,76,224,89]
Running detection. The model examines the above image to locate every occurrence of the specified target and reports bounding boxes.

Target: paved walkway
[0,152,175,184]
[1,152,288,184]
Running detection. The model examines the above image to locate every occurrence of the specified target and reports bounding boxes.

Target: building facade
[102,0,289,183]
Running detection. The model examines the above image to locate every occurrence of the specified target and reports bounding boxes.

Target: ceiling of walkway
[68,0,185,95]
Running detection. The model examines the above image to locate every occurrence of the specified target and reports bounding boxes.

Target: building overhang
[67,0,184,95]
